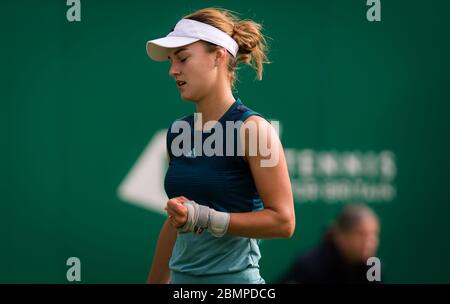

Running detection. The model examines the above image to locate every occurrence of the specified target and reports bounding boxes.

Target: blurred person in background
[278,203,381,284]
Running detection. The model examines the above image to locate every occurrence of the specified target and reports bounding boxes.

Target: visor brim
[146,36,200,61]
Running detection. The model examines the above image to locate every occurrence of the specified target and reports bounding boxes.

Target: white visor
[146,19,239,61]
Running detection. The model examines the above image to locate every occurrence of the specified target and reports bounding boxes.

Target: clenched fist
[165,196,189,228]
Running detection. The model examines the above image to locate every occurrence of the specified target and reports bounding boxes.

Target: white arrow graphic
[117,129,168,214]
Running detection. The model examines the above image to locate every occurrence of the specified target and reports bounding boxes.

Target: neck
[195,89,236,127]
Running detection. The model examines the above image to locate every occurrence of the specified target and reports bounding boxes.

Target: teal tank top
[164,97,265,279]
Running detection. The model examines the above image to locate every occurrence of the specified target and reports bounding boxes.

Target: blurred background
[1,0,449,283]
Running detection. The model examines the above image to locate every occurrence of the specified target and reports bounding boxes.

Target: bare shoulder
[240,114,283,167]
[241,114,279,143]
[242,114,269,125]
[241,114,275,138]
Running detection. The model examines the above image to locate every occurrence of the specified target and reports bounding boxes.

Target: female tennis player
[145,8,295,284]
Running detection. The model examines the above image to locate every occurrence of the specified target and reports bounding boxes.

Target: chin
[180,95,195,102]
[180,91,199,103]
[179,92,190,100]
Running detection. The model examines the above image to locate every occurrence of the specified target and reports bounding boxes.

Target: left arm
[165,116,295,239]
[227,115,295,239]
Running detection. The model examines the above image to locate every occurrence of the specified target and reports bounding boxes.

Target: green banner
[1,0,449,283]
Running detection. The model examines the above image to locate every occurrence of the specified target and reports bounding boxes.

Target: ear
[215,48,227,66]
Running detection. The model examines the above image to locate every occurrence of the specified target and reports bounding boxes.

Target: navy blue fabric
[164,97,264,213]
[163,97,266,279]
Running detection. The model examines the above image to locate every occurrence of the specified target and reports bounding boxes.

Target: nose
[169,61,181,78]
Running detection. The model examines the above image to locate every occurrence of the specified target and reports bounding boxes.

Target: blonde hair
[183,7,270,90]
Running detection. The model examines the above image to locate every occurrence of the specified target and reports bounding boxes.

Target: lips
[176,80,187,87]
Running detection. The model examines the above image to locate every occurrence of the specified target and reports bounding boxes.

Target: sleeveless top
[164,97,265,276]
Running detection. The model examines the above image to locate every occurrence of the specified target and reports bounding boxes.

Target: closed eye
[167,57,187,65]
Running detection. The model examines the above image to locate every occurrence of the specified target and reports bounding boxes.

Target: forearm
[166,199,295,239]
[227,208,295,239]
[146,219,177,284]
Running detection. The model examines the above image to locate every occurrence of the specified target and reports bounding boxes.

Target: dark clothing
[165,98,264,214]
[278,239,382,284]
[164,97,266,279]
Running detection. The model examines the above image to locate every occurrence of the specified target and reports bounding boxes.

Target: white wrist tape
[177,200,230,237]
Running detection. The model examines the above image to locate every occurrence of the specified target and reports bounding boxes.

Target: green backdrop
[1,0,449,283]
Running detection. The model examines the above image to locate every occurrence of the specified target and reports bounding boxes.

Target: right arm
[146,218,178,284]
